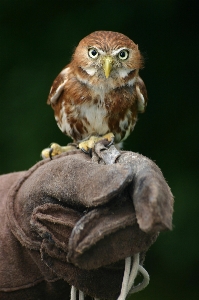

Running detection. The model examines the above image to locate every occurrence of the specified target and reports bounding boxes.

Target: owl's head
[72,31,143,80]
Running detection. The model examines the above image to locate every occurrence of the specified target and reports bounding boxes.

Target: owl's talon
[49,148,53,160]
[81,147,92,156]
[41,143,77,159]
[80,147,90,155]
[89,148,93,157]
[78,133,115,154]
[102,133,114,147]
[106,139,114,147]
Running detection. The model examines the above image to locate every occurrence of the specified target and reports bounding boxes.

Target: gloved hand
[0,144,173,300]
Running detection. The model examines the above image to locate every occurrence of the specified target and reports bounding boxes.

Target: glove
[0,144,173,300]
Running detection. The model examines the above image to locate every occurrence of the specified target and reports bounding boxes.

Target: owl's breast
[77,97,110,138]
[104,86,138,142]
[55,79,138,143]
[77,86,137,143]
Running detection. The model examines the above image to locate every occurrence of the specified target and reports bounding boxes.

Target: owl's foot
[41,143,77,159]
[78,133,114,154]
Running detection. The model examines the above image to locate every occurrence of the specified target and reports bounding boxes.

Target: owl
[42,31,147,158]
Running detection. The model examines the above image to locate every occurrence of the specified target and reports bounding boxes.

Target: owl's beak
[102,56,113,78]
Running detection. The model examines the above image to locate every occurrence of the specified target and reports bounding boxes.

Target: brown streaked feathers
[47,31,148,144]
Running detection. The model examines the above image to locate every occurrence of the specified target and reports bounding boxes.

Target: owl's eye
[118,50,129,60]
[88,48,99,59]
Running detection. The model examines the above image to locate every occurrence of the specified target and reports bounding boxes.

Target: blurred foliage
[0,0,199,299]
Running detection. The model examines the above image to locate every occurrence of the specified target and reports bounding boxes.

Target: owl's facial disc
[85,46,133,79]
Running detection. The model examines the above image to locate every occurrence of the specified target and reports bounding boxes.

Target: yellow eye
[88,48,99,59]
[118,49,129,60]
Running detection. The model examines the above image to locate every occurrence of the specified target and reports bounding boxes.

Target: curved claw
[80,147,90,155]
[79,147,93,158]
[101,136,114,148]
[108,140,114,147]
[49,147,54,160]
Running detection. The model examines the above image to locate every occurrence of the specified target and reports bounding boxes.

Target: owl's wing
[47,67,70,105]
[136,76,148,113]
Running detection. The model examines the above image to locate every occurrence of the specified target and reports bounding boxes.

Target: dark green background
[0,0,199,299]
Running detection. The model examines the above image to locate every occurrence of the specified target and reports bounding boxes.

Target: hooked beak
[102,56,113,78]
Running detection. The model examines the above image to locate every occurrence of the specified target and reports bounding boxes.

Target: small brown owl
[42,31,147,158]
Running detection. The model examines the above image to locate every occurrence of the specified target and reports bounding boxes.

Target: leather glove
[0,144,173,300]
